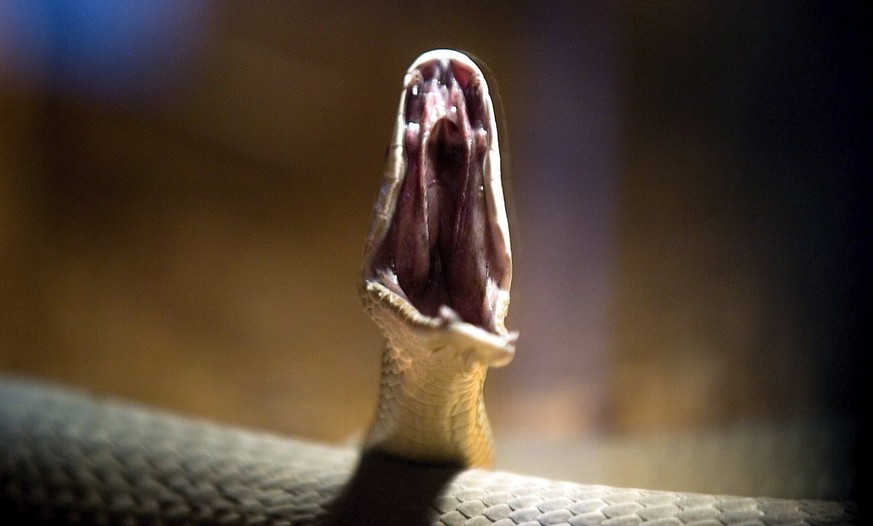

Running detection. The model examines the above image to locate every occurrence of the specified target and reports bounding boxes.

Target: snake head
[361,49,516,369]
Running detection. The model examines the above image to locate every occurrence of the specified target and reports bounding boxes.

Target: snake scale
[0,50,858,525]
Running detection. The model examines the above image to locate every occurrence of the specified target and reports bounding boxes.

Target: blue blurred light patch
[0,0,209,102]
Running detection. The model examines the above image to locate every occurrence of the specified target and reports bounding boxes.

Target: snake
[0,49,857,525]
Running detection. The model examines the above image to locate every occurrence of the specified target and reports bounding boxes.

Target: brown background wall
[1,2,866,499]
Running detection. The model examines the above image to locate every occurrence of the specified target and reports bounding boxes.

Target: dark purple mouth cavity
[370,57,508,332]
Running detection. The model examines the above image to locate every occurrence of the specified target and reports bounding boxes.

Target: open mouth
[364,52,511,334]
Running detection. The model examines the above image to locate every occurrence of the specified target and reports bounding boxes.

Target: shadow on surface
[326,450,462,526]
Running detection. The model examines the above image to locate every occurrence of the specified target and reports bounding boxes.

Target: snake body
[0,50,858,524]
[0,378,856,525]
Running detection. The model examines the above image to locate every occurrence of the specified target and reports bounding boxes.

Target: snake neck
[365,342,494,468]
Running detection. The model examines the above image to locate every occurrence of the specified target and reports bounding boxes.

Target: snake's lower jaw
[429,308,517,369]
[363,277,516,362]
[362,281,515,369]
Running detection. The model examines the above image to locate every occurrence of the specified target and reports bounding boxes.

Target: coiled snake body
[0,50,857,525]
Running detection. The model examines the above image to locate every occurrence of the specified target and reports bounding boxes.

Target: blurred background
[1,1,867,501]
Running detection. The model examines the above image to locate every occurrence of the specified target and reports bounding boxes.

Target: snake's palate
[368,55,510,333]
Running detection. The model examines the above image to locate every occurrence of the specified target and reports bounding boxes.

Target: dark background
[1,1,867,500]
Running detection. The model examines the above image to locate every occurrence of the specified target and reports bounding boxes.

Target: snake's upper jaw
[362,50,514,366]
